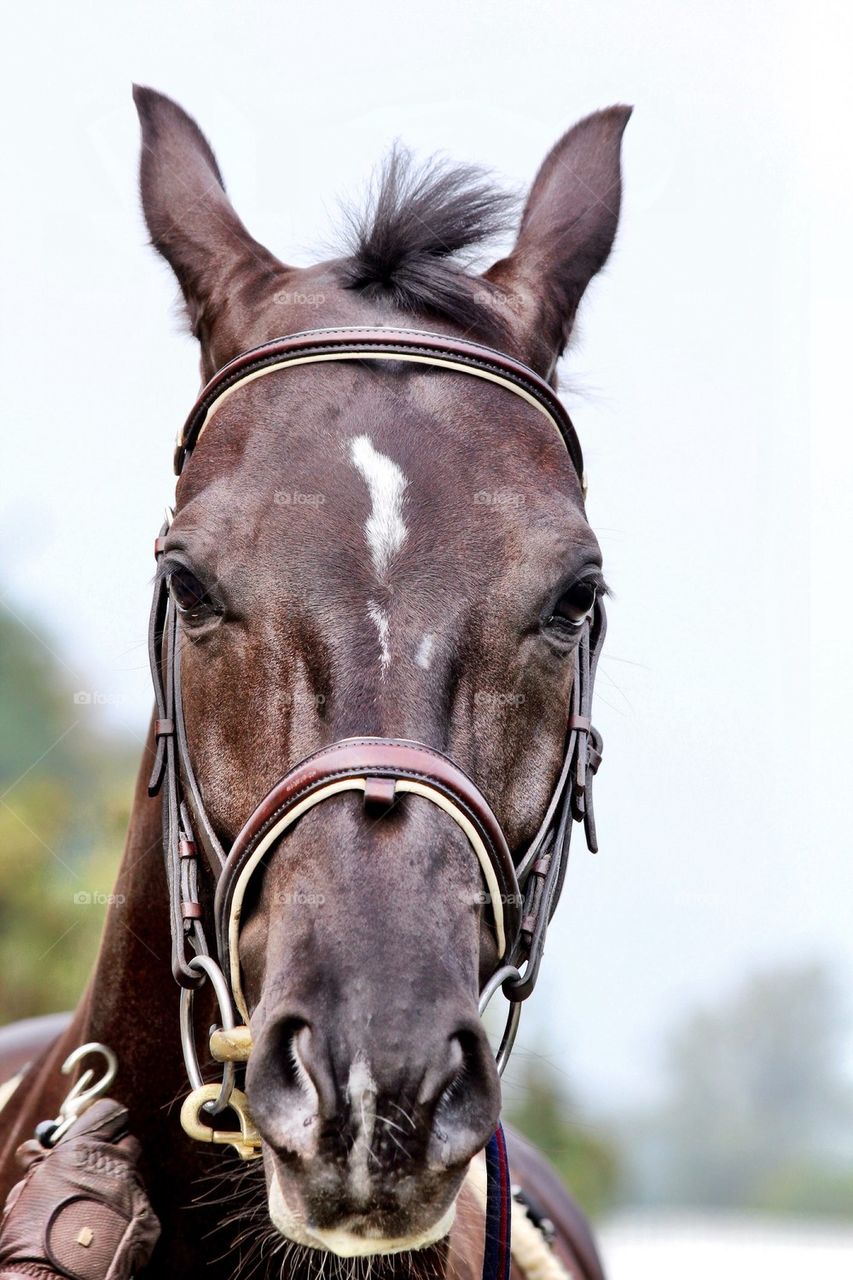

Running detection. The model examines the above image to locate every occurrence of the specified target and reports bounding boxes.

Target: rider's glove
[0,1098,160,1279]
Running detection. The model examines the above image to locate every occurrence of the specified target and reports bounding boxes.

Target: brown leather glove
[0,1098,160,1279]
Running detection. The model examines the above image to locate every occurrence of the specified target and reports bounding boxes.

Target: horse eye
[169,567,215,619]
[550,580,597,629]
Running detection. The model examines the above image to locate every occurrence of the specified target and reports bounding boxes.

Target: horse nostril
[428,1027,500,1168]
[435,1032,468,1107]
[247,1016,328,1156]
[281,1021,315,1091]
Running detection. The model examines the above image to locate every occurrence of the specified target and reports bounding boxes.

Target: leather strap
[173,326,585,483]
[214,738,523,1022]
[148,530,212,988]
[482,1125,512,1280]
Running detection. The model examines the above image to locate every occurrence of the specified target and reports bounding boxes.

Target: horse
[0,87,630,1280]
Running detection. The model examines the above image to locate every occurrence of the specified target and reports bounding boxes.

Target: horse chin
[267,1166,457,1258]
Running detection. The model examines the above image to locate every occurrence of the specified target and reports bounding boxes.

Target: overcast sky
[1,1,850,1114]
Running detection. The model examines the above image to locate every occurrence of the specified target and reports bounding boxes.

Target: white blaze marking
[349,435,408,578]
[416,632,435,670]
[368,601,391,673]
[346,1057,377,1204]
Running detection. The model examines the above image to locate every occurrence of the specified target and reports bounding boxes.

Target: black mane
[338,146,517,338]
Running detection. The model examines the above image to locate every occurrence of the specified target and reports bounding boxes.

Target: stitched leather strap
[214,738,523,1020]
[174,326,585,482]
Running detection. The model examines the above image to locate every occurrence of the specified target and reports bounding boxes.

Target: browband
[174,326,586,486]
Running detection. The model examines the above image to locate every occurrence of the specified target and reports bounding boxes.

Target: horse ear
[485,106,632,376]
[132,86,286,367]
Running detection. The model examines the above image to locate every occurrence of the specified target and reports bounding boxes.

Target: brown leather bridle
[147,326,605,1156]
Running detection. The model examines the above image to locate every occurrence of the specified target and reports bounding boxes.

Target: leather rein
[146,326,606,1159]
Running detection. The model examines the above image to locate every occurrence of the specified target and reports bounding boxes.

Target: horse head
[134,86,628,1257]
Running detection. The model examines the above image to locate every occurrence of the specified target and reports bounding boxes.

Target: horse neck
[83,749,190,1101]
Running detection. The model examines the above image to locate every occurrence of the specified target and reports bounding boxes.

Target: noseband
[147,326,605,1157]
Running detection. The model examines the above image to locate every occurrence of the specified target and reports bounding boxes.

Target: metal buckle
[179,1083,261,1160]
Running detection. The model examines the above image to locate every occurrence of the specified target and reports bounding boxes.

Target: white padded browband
[191,351,581,488]
[227,777,508,1023]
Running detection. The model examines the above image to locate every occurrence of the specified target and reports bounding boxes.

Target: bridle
[146,326,605,1160]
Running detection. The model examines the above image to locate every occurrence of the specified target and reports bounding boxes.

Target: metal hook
[38,1042,118,1147]
[180,1084,261,1161]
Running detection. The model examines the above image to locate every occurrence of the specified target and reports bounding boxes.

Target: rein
[146,325,606,1172]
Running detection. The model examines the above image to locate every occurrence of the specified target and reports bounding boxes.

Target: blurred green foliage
[619,962,853,1219]
[505,1051,621,1219]
[751,1161,853,1218]
[0,604,134,1020]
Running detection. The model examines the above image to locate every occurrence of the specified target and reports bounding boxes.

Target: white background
[0,1,850,1131]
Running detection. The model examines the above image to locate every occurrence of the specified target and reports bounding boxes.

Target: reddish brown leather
[363,776,397,808]
[176,326,584,480]
[215,737,522,964]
